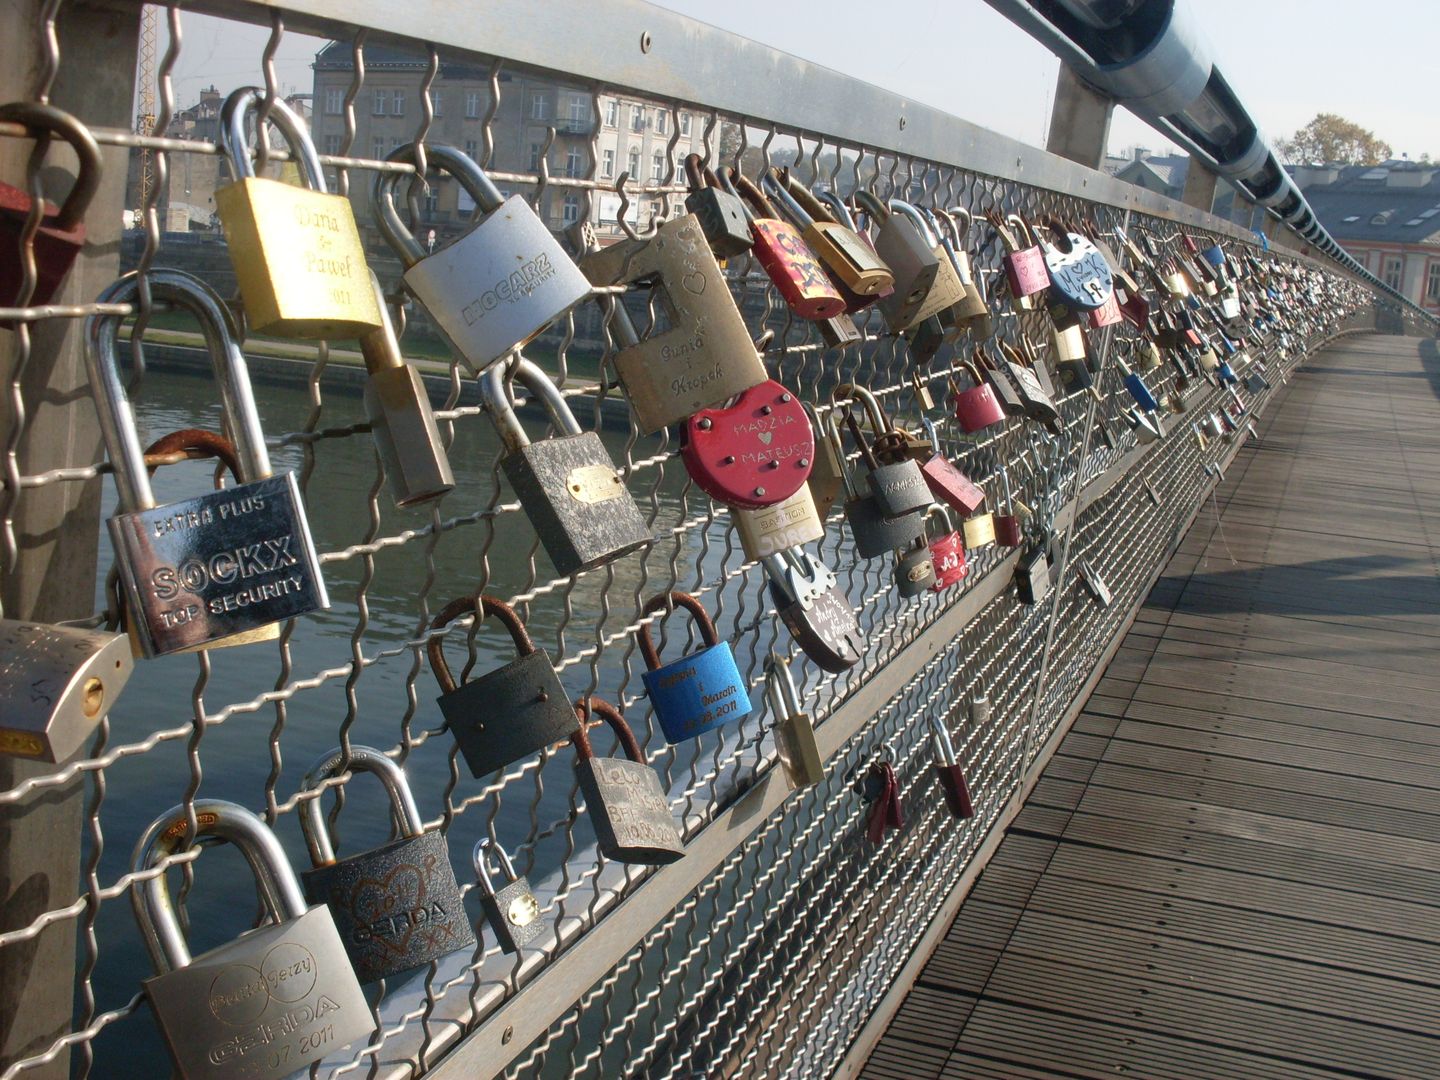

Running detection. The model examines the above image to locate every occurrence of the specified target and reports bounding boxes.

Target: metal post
[0,2,138,1075]
[1180,159,1217,213]
[1045,64,1113,170]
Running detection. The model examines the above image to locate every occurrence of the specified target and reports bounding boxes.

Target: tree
[1277,113,1392,165]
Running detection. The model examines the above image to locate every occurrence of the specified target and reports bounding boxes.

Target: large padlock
[926,506,969,592]
[0,619,132,762]
[683,380,813,509]
[765,652,823,789]
[682,153,753,259]
[917,420,986,516]
[299,746,473,983]
[951,357,1007,434]
[428,593,578,777]
[888,200,970,325]
[573,217,765,433]
[571,696,684,864]
[763,547,863,673]
[86,270,329,657]
[987,211,1048,309]
[215,88,380,338]
[638,591,751,743]
[852,191,940,331]
[0,102,100,318]
[481,357,651,576]
[834,384,931,519]
[834,403,926,559]
[472,838,543,953]
[1039,219,1114,311]
[131,799,371,1080]
[358,272,455,508]
[929,715,974,819]
[734,484,825,562]
[375,142,590,373]
[895,533,937,599]
[723,168,844,320]
[765,169,893,300]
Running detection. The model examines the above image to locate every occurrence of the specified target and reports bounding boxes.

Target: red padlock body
[920,455,985,516]
[1183,328,1203,347]
[1004,246,1049,298]
[682,379,813,509]
[1118,288,1150,328]
[0,186,84,317]
[1088,291,1122,328]
[952,383,1007,434]
[994,514,1023,548]
[748,217,846,320]
[928,532,968,592]
[936,762,974,818]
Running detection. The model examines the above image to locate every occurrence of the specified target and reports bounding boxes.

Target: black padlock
[428,594,578,777]
[1016,542,1052,605]
[472,838,543,954]
[682,154,753,259]
[894,535,937,599]
[835,384,932,518]
[571,696,684,865]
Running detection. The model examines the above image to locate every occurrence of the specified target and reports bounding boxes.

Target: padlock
[970,682,992,727]
[683,380,813,509]
[1220,285,1243,320]
[637,591,751,743]
[1118,284,1151,329]
[358,272,455,508]
[932,207,993,331]
[962,510,997,550]
[375,142,589,371]
[917,419,986,516]
[855,757,904,843]
[1246,371,1270,394]
[1126,406,1163,443]
[818,307,864,350]
[1142,477,1162,507]
[1050,312,1093,393]
[987,211,1048,310]
[572,218,764,433]
[1038,218,1114,312]
[1117,354,1159,412]
[299,745,474,983]
[1139,335,1164,371]
[1015,541,1052,605]
[131,799,371,1080]
[722,168,844,320]
[215,88,380,338]
[911,368,937,412]
[842,463,927,561]
[0,102,100,318]
[765,169,893,298]
[86,269,329,657]
[428,593,578,777]
[995,466,1024,548]
[481,357,651,576]
[1075,558,1112,607]
[835,384,932,519]
[894,533,937,598]
[0,619,132,762]
[1088,290,1123,328]
[734,484,826,562]
[999,340,1063,433]
[805,403,847,521]
[1162,263,1193,299]
[904,313,948,365]
[765,652,824,790]
[852,190,940,331]
[955,353,1015,429]
[929,715,974,819]
[682,153,752,259]
[472,838,543,954]
[925,506,968,592]
[887,200,969,325]
[571,696,685,864]
[764,547,864,673]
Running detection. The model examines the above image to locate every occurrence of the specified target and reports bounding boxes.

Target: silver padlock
[85,269,329,657]
[0,619,132,762]
[131,799,372,1080]
[765,652,823,789]
[473,837,543,954]
[969,681,991,727]
[374,142,591,374]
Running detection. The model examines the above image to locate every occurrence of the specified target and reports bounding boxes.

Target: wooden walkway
[861,333,1440,1080]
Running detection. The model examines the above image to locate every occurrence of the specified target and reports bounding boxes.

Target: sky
[155,0,1435,163]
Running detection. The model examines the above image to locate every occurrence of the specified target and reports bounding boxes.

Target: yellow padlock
[215,87,381,338]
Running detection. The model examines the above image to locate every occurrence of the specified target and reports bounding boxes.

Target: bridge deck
[861,332,1440,1080]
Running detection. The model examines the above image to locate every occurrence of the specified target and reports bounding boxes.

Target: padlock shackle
[373,141,507,268]
[472,836,520,897]
[763,651,803,725]
[887,200,937,247]
[851,190,890,228]
[635,591,721,672]
[928,715,958,766]
[428,593,536,695]
[815,189,860,231]
[832,382,892,437]
[218,87,326,191]
[480,356,583,455]
[144,428,243,481]
[0,101,103,229]
[569,695,645,765]
[780,171,837,225]
[925,503,958,539]
[87,269,272,513]
[358,271,407,375]
[682,152,709,194]
[299,744,425,866]
[131,799,307,973]
[942,206,974,239]
[760,168,815,230]
[724,169,777,222]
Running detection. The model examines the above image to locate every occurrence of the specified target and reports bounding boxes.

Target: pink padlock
[988,211,1049,301]
[951,359,1007,434]
[926,507,969,592]
[1088,290,1122,328]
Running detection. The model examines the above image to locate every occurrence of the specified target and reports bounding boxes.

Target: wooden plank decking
[861,333,1440,1080]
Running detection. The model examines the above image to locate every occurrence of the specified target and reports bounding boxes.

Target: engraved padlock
[683,380,813,509]
[0,102,100,318]
[834,383,931,518]
[951,357,1007,434]
[987,211,1048,310]
[888,200,970,326]
[571,696,684,864]
[917,419,985,517]
[429,593,578,777]
[375,142,590,373]
[86,270,329,657]
[215,88,380,338]
[299,745,474,983]
[0,619,132,762]
[734,485,826,562]
[929,715,974,819]
[834,404,926,560]
[637,591,751,743]
[723,168,844,320]
[765,652,824,789]
[131,799,371,1080]
[683,153,753,258]
[895,532,937,599]
[472,838,543,954]
[926,506,968,592]
[764,547,863,673]
[359,272,455,508]
[852,190,939,331]
[765,169,893,300]
[930,207,994,334]
[481,357,651,576]
[1038,217,1114,312]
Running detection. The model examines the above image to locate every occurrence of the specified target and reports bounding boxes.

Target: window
[530,143,542,171]
[654,109,667,135]
[651,151,665,181]
[531,94,549,120]
[565,147,582,179]
[324,133,341,155]
[464,139,479,161]
[679,111,691,137]
[428,90,442,117]
[391,90,405,116]
[465,91,481,119]
[568,96,586,123]
[604,99,619,127]
[630,105,644,133]
[390,138,404,154]
[1384,257,1403,290]
[1428,263,1440,302]
[372,135,385,160]
[372,89,387,116]
[423,186,439,215]
[601,149,615,179]
[323,88,343,115]
[627,148,639,178]
[562,194,580,225]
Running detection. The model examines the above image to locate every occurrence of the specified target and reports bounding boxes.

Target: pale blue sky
[160,0,1435,162]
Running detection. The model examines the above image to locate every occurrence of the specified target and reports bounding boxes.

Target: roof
[1300,162,1440,244]
[1112,153,1189,195]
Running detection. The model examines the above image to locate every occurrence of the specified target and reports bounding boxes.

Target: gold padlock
[215,88,381,338]
[962,511,996,549]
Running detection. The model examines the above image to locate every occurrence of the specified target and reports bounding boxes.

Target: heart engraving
[681,270,707,295]
[757,431,773,445]
[349,860,429,956]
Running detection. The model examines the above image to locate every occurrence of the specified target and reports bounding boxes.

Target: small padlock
[835,384,932,518]
[855,757,904,843]
[1088,289,1123,328]
[765,652,824,790]
[988,211,1049,310]
[925,506,968,593]
[951,356,1008,434]
[1016,540,1052,605]
[805,403,847,521]
[894,533,937,599]
[1246,371,1270,394]
[1117,354,1159,412]
[215,88,380,338]
[734,485,826,562]
[571,696,685,864]
[917,419,986,516]
[481,357,651,576]
[852,190,940,331]
[0,619,132,762]
[375,142,589,371]
[723,168,844,320]
[1038,218,1114,312]
[358,272,455,508]
[1075,558,1113,607]
[932,207,993,332]
[764,547,864,673]
[970,681,992,727]
[1050,312,1093,393]
[962,510,997,550]
[929,715,974,820]
[637,592,751,743]
[911,368,937,412]
[0,102,100,318]
[994,465,1024,548]
[299,745,474,983]
[682,153,753,258]
[765,169,893,299]
[1118,284,1151,329]
[683,380,813,509]
[131,799,372,1080]
[472,838,543,954]
[87,270,329,657]
[428,593,578,777]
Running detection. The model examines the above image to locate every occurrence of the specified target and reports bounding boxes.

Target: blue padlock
[637,591,751,744]
[1216,361,1239,385]
[1201,243,1226,268]
[1116,355,1158,412]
